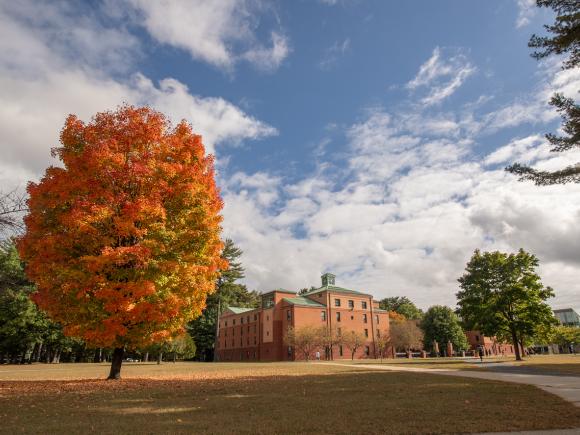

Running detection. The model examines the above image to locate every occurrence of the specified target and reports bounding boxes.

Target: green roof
[302,285,369,297]
[261,288,296,296]
[283,297,326,308]
[226,307,256,314]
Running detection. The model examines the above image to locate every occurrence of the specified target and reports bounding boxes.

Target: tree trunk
[511,330,522,361]
[93,348,102,363]
[144,352,149,362]
[157,352,162,364]
[107,347,124,380]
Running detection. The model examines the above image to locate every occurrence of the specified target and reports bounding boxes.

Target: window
[225,321,228,327]
[241,317,244,324]
[240,339,243,347]
[334,298,341,307]
[254,325,257,333]
[224,341,227,348]
[247,338,250,345]
[254,314,257,321]
[231,340,234,347]
[375,315,379,324]
[247,315,250,323]
[233,319,236,325]
[364,346,370,356]
[318,293,322,298]
[267,331,270,336]
[266,315,270,321]
[361,301,367,309]
[254,337,257,345]
[348,300,354,309]
[364,328,368,337]
[287,310,292,321]
[336,312,341,322]
[321,311,326,321]
[339,345,343,356]
[350,315,354,320]
[363,314,367,323]
[247,325,250,332]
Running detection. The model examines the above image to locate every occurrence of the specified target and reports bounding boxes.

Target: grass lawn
[1,362,580,434]
[511,354,580,376]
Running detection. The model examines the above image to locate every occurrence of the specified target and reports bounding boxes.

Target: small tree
[552,326,580,352]
[284,325,322,361]
[421,305,469,354]
[389,320,423,354]
[375,329,391,362]
[457,249,557,361]
[342,330,366,360]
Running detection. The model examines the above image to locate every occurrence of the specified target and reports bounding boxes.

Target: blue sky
[1,0,579,311]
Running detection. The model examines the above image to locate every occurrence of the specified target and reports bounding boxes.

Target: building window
[364,346,370,356]
[241,317,244,324]
[254,325,257,333]
[247,338,250,345]
[247,315,250,323]
[336,312,341,322]
[225,321,228,327]
[363,314,367,323]
[247,325,250,332]
[361,301,367,309]
[334,298,341,307]
[231,340,234,347]
[375,315,379,324]
[233,319,236,325]
[364,329,368,337]
[224,341,227,348]
[240,339,243,347]
[287,310,292,321]
[339,345,343,356]
[318,294,322,298]
[321,311,326,321]
[348,300,354,309]
[267,331,269,336]
[254,337,257,345]
[267,315,269,321]
[254,314,257,321]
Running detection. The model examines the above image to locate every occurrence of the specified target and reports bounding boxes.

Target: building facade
[554,308,580,327]
[465,331,516,356]
[215,273,390,361]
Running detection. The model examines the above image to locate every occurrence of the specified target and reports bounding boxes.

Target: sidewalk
[321,362,580,407]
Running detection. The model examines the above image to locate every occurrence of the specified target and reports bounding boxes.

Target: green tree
[379,296,423,320]
[188,239,260,361]
[552,325,580,351]
[456,249,557,361]
[506,0,580,185]
[420,306,468,354]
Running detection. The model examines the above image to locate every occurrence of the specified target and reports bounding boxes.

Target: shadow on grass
[2,370,580,434]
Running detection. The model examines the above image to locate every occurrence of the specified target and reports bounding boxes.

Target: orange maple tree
[17,105,225,378]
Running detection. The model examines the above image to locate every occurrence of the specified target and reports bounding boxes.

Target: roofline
[261,289,297,296]
[282,297,326,308]
[302,286,372,297]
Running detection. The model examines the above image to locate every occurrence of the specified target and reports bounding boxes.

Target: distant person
[478,347,484,362]
[315,351,320,361]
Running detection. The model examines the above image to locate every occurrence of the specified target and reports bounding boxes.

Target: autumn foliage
[17,106,225,352]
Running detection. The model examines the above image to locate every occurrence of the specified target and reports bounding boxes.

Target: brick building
[215,273,390,361]
[465,331,516,356]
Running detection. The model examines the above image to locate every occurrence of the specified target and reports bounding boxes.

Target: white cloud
[319,38,351,70]
[406,47,476,106]
[515,0,537,28]
[0,0,277,189]
[125,0,290,72]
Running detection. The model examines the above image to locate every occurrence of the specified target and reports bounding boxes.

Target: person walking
[315,351,321,361]
[478,346,484,362]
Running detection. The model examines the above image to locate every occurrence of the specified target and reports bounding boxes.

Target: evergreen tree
[456,249,557,361]
[506,0,580,184]
[188,239,260,361]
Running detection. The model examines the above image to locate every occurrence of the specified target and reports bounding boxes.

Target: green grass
[1,362,579,434]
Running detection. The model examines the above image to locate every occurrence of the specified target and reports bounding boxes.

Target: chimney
[321,273,335,287]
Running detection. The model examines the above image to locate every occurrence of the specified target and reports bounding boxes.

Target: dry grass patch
[1,363,579,434]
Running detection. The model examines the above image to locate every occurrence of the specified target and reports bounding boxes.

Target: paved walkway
[321,362,580,407]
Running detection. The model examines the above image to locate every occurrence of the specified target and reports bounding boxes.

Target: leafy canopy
[17,106,225,350]
[420,305,468,352]
[456,249,556,360]
[379,296,423,320]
